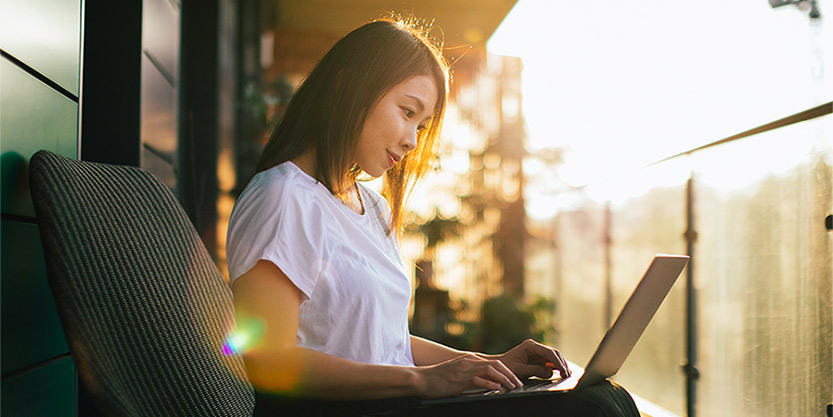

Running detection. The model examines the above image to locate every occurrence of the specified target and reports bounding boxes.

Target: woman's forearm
[243,345,421,399]
[410,334,469,366]
[234,261,423,399]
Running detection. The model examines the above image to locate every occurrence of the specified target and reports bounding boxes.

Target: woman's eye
[402,107,415,118]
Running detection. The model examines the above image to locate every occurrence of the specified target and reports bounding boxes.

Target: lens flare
[222,333,247,355]
[222,317,265,356]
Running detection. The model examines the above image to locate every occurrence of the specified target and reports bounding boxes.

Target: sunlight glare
[487,0,831,219]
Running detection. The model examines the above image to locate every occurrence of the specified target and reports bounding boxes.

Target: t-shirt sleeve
[226,178,326,300]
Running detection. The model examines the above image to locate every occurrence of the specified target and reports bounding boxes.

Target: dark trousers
[254,380,640,417]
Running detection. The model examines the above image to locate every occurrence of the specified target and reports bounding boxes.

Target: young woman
[227,17,638,417]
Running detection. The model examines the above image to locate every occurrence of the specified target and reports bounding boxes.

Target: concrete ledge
[629,392,681,417]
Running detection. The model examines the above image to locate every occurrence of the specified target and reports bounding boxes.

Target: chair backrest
[28,150,254,416]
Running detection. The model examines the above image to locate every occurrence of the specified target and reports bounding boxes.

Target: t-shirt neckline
[285,161,367,218]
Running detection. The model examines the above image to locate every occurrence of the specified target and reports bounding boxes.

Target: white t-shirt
[226,161,415,367]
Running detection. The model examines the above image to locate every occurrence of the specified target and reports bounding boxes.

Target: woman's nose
[401,127,418,152]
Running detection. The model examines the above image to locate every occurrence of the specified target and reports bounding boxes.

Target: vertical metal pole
[603,202,613,331]
[683,176,699,417]
[553,216,563,347]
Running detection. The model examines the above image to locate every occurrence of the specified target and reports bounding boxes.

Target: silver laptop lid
[576,254,689,390]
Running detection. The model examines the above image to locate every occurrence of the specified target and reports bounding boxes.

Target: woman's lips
[387,151,397,167]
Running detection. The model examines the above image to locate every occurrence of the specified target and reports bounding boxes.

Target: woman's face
[354,74,439,178]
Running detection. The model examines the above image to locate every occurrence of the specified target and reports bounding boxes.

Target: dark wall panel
[0,59,78,218]
[1,1,83,415]
[0,357,75,417]
[141,51,178,190]
[0,221,69,375]
[0,0,81,96]
[143,0,179,78]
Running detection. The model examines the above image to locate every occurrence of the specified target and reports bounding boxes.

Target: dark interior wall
[0,0,82,414]
[141,0,181,193]
[80,0,143,166]
[1,0,231,413]
[180,0,220,257]
[1,0,182,414]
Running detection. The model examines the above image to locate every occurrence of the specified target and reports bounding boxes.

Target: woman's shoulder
[242,162,319,199]
[232,162,327,219]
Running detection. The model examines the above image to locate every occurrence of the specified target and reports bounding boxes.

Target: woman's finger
[471,375,501,391]
[515,362,556,379]
[464,355,522,389]
[542,350,569,378]
[525,341,570,378]
[483,360,522,389]
[551,349,570,377]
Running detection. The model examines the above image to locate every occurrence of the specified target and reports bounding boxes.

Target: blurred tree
[419,294,556,354]
[473,295,552,354]
[411,212,462,250]
[235,76,293,195]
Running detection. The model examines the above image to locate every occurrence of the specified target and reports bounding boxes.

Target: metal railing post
[683,175,700,417]
[604,202,613,331]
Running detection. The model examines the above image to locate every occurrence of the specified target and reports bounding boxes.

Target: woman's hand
[484,339,571,380]
[414,354,524,398]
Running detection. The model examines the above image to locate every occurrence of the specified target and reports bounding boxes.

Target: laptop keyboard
[521,377,565,391]
[479,377,566,396]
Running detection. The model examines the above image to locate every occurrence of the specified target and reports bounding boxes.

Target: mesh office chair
[28,150,255,416]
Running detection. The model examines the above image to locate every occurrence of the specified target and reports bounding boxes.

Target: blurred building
[229,1,529,331]
[401,49,529,326]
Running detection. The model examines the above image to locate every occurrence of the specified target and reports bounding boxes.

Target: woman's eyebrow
[405,94,427,113]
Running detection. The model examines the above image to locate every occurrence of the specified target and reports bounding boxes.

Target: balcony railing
[542,101,832,416]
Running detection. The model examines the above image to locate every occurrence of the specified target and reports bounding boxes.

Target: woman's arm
[411,335,570,381]
[232,260,521,399]
[410,335,467,366]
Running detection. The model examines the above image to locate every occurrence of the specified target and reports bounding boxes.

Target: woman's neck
[291,152,364,215]
[291,152,316,179]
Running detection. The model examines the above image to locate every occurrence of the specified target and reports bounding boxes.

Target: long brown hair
[256,17,449,236]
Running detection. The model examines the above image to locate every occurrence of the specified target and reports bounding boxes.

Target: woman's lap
[254,380,640,417]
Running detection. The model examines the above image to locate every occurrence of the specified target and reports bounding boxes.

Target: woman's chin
[362,166,387,179]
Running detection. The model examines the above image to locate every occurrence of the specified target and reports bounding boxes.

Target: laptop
[422,254,689,404]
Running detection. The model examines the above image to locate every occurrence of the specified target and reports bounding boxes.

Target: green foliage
[407,214,462,248]
[438,295,556,354]
[244,76,294,137]
[474,295,551,354]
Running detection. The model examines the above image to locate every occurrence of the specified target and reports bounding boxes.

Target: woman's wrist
[410,335,467,365]
[407,365,428,397]
[473,352,498,360]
